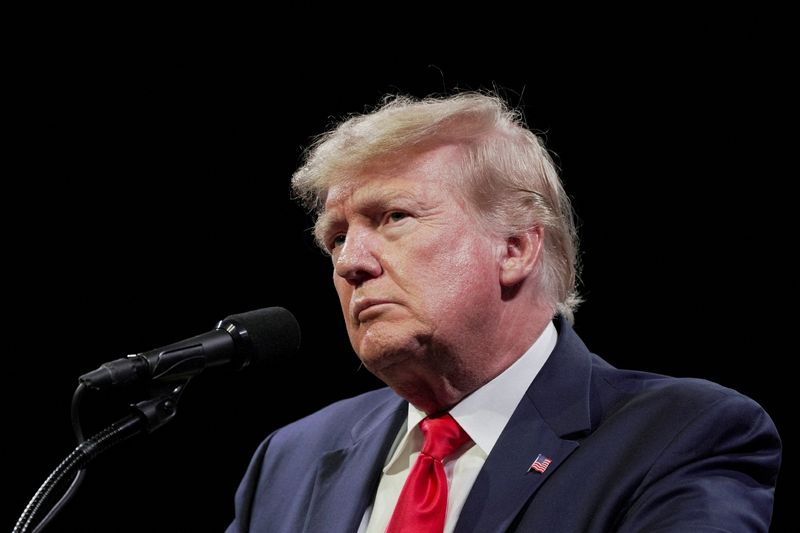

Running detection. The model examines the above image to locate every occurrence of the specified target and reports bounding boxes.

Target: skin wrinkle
[317,184,445,250]
[323,144,550,414]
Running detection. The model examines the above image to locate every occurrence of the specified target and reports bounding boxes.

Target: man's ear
[499,226,543,287]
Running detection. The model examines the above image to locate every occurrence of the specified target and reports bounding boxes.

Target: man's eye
[387,212,408,223]
[331,234,346,249]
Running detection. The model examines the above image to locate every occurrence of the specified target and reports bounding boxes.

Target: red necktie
[386,413,471,533]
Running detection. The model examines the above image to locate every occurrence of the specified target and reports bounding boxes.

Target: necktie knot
[385,413,471,533]
[420,414,470,461]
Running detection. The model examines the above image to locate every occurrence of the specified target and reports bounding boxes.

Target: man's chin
[353,328,427,374]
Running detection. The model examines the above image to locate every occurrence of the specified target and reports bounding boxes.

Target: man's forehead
[323,179,359,210]
[322,143,464,213]
[324,179,426,211]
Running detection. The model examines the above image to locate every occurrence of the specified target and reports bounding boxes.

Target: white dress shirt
[358,321,557,533]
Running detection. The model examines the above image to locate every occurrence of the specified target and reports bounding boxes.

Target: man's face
[318,145,503,379]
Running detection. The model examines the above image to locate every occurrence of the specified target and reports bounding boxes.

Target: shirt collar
[451,320,557,455]
[383,321,557,471]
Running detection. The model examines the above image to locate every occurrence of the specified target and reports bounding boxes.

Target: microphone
[79,307,300,390]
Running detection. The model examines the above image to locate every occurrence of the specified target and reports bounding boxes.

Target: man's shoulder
[592,359,772,430]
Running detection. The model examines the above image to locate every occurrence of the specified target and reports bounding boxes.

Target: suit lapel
[303,394,407,532]
[454,396,580,532]
[455,318,595,533]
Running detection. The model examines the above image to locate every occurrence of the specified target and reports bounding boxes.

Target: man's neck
[386,309,553,414]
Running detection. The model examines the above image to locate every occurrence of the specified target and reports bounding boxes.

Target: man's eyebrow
[353,187,423,209]
[315,187,426,243]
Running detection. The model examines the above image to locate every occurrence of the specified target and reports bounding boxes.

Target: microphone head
[217,307,301,370]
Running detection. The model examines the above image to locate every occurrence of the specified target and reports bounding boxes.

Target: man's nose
[334,227,382,285]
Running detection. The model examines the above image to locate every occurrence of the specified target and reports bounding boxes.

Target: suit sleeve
[616,391,781,532]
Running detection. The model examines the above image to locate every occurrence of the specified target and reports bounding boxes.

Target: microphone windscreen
[220,307,301,367]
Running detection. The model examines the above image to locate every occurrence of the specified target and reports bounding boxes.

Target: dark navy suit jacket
[227,318,781,532]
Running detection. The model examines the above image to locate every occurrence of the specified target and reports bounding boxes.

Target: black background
[6,19,793,532]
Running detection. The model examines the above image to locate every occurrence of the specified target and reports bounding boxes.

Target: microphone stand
[13,380,190,533]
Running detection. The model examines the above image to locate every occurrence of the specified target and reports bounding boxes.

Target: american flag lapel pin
[529,453,552,474]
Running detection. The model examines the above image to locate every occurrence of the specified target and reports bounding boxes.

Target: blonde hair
[292,92,581,321]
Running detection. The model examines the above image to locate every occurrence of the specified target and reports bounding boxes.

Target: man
[227,93,780,532]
